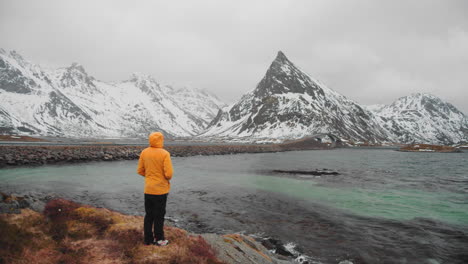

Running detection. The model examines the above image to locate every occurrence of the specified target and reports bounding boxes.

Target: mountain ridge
[202,51,467,144]
[0,49,224,138]
[1,48,466,144]
[369,93,468,144]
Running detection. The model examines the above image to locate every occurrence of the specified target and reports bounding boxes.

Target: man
[137,132,173,246]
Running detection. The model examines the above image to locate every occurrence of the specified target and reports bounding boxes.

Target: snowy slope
[0,49,223,138]
[369,93,468,144]
[363,104,386,113]
[202,51,389,143]
[168,85,225,122]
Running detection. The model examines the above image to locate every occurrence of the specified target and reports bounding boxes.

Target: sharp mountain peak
[274,50,290,63]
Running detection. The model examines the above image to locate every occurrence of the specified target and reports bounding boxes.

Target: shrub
[43,199,81,222]
[43,199,81,241]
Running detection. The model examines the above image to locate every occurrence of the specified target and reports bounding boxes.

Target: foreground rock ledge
[0,196,294,264]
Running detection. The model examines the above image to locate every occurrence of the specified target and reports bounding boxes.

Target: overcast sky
[1,0,467,113]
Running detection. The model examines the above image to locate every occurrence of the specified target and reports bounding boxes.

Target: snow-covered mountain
[368,93,468,144]
[202,51,467,144]
[167,85,225,123]
[202,51,389,143]
[0,49,224,138]
[2,48,466,144]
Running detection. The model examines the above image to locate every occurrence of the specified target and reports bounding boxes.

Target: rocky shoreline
[0,192,310,264]
[0,137,331,167]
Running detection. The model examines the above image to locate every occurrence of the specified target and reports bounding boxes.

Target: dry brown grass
[0,199,224,264]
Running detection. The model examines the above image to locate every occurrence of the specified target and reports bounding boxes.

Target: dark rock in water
[275,245,295,257]
[260,238,276,250]
[296,256,309,264]
[260,238,295,257]
[272,169,339,176]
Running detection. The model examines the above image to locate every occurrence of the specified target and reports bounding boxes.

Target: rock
[261,238,276,250]
[17,198,30,209]
[0,203,9,213]
[10,200,20,209]
[259,238,295,257]
[104,154,113,160]
[0,203,21,214]
[202,233,292,264]
[275,245,294,257]
[28,200,46,212]
[295,256,310,264]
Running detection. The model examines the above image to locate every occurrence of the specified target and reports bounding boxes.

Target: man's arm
[163,153,173,180]
[137,153,145,177]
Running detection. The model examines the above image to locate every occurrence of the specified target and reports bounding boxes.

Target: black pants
[144,193,168,244]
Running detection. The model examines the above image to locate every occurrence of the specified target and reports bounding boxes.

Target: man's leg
[153,193,168,241]
[144,194,155,244]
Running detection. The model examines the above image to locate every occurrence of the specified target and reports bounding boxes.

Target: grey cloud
[0,0,467,113]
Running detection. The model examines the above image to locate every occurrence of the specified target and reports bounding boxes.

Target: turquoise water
[249,174,468,225]
[1,148,467,263]
[1,149,467,225]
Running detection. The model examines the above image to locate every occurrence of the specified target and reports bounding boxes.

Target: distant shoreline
[398,143,463,153]
[0,137,332,167]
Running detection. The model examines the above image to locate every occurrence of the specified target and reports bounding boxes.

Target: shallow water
[1,148,467,263]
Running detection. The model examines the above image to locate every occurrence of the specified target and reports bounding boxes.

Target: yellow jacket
[137,132,173,195]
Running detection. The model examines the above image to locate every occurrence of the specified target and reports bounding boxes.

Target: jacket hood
[149,132,164,148]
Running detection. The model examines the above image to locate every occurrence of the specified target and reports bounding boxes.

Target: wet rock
[10,200,20,209]
[261,238,276,250]
[0,203,21,214]
[0,203,9,213]
[17,198,30,209]
[295,256,310,264]
[28,200,46,212]
[275,245,294,257]
[260,238,294,257]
